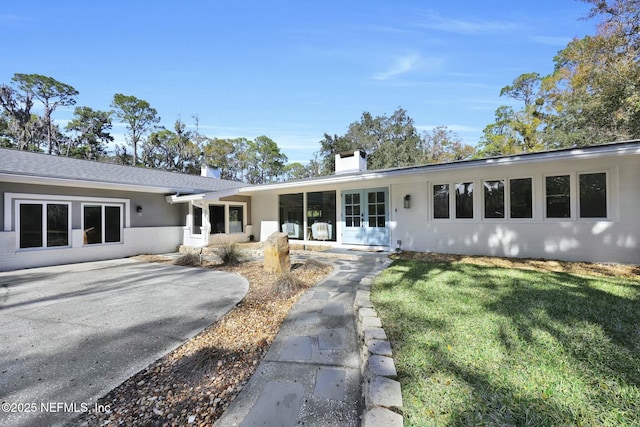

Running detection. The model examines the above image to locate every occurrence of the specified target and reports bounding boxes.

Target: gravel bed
[74,257,331,427]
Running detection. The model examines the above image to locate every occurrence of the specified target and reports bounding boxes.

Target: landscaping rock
[362,407,403,427]
[367,376,403,409]
[263,232,290,274]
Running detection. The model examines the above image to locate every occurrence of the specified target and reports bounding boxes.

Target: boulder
[264,232,290,274]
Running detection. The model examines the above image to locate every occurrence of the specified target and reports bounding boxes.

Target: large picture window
[18,202,70,249]
[433,184,450,219]
[546,175,571,218]
[484,180,505,219]
[84,204,122,244]
[279,193,303,239]
[579,172,607,218]
[307,191,336,241]
[510,178,533,219]
[455,182,474,219]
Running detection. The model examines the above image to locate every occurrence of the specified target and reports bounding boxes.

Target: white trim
[4,192,131,230]
[481,178,506,221]
[81,203,125,246]
[14,200,72,251]
[577,170,610,221]
[506,176,535,221]
[543,173,573,221]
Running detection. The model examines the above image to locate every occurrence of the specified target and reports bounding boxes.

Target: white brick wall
[0,227,183,272]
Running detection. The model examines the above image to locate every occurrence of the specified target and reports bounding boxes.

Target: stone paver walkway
[215,251,394,427]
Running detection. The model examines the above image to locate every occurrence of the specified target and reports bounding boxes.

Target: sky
[1,1,596,164]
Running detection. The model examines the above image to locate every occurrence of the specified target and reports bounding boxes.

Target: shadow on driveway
[0,258,249,427]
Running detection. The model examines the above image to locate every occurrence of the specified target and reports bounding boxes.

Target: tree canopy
[1,2,636,181]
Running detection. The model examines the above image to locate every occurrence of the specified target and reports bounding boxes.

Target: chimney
[201,165,221,179]
[335,150,367,175]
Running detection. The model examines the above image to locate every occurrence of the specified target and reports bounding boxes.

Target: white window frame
[482,178,506,221]
[81,203,124,245]
[454,180,476,220]
[190,201,248,237]
[431,183,452,221]
[543,173,575,221]
[15,200,72,250]
[506,176,535,221]
[577,170,610,220]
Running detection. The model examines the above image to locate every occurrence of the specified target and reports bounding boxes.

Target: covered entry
[341,188,389,246]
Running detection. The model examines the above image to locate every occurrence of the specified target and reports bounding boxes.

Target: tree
[0,84,36,150]
[245,135,287,184]
[543,24,640,145]
[282,162,312,180]
[421,126,474,163]
[111,94,160,165]
[11,73,78,154]
[65,106,113,159]
[315,107,423,173]
[479,73,546,157]
[142,118,201,173]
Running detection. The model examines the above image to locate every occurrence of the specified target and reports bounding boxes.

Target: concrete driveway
[0,258,249,427]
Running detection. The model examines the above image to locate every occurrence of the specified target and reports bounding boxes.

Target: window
[455,182,474,219]
[368,191,386,228]
[18,202,70,249]
[433,184,450,219]
[84,204,122,244]
[546,175,571,218]
[279,193,303,239]
[229,205,244,233]
[209,205,225,234]
[510,178,533,219]
[192,206,203,235]
[579,172,607,218]
[344,192,361,227]
[484,180,505,219]
[307,191,336,241]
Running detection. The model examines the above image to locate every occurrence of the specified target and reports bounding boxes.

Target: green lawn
[372,259,640,426]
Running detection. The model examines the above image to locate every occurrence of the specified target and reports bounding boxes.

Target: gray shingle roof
[0,148,245,194]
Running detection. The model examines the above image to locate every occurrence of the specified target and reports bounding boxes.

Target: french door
[341,188,389,246]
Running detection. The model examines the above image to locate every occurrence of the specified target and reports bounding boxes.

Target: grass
[372,258,640,426]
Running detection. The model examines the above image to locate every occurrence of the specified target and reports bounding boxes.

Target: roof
[240,139,640,193]
[0,148,245,194]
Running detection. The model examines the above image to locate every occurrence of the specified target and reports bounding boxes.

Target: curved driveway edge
[0,258,248,427]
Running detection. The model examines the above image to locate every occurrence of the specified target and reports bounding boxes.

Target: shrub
[174,252,201,266]
[218,242,243,265]
[273,272,305,295]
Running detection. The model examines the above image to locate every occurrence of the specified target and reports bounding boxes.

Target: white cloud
[419,12,519,35]
[372,53,445,81]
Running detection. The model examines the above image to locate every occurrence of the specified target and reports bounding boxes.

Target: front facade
[242,141,640,265]
[2,141,639,271]
[0,150,246,271]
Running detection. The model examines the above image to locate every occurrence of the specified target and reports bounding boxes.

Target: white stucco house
[1,140,639,271]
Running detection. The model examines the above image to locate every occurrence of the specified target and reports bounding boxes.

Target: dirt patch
[392,251,639,279]
[77,256,332,427]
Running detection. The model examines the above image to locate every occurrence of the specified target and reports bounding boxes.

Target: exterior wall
[0,183,186,230]
[248,152,639,264]
[0,182,187,271]
[0,227,183,271]
[387,154,638,264]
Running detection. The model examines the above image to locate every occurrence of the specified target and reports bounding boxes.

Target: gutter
[165,187,241,204]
